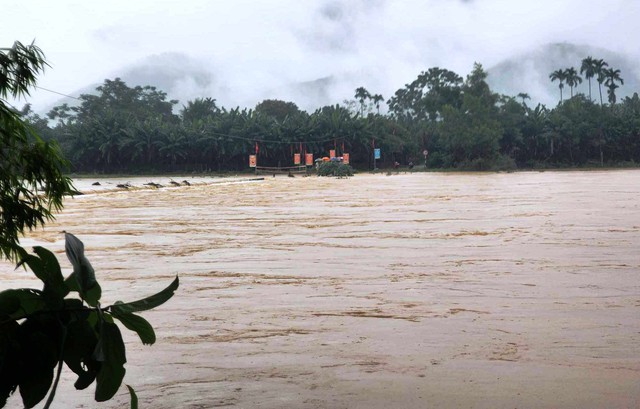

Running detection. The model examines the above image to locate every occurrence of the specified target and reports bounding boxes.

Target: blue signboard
[374,148,381,159]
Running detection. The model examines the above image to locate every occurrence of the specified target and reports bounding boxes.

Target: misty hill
[45,53,215,113]
[487,43,640,107]
[47,43,640,114]
[118,52,213,100]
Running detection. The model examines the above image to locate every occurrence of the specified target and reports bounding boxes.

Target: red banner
[294,153,301,165]
[329,149,336,159]
[343,153,350,164]
[249,155,257,167]
[305,153,313,166]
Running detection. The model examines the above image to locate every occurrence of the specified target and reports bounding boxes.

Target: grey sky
[3,0,639,111]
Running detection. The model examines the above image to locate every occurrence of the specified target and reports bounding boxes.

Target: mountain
[118,52,213,101]
[43,43,640,115]
[42,53,215,113]
[486,43,640,107]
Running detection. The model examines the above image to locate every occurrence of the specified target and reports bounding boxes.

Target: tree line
[23,58,640,173]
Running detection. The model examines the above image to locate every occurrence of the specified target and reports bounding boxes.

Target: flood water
[3,171,640,408]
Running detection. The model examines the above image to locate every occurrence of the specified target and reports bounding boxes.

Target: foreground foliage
[0,233,179,408]
[1,41,74,261]
[2,41,178,408]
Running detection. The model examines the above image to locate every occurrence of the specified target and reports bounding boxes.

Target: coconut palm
[580,56,598,101]
[354,87,371,117]
[594,59,609,105]
[549,69,567,103]
[603,68,624,104]
[564,67,582,98]
[517,92,530,106]
[372,94,384,114]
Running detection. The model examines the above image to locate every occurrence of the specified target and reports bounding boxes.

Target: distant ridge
[487,43,640,107]
[43,43,640,115]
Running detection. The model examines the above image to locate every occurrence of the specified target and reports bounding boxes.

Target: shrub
[316,161,354,177]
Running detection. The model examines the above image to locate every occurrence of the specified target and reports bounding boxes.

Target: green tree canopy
[180,97,220,123]
[564,67,583,98]
[0,41,73,260]
[254,99,301,122]
[594,59,609,105]
[580,56,598,101]
[603,68,624,104]
[549,69,567,103]
[388,67,463,122]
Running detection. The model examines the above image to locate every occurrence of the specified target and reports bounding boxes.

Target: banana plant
[0,233,178,408]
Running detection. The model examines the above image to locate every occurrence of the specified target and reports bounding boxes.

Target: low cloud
[5,0,639,112]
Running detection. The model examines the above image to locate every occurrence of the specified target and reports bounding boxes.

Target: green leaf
[65,232,101,306]
[109,276,179,314]
[33,246,66,298]
[19,367,53,409]
[94,321,127,402]
[64,271,80,292]
[63,319,99,391]
[63,298,91,323]
[85,283,102,308]
[126,384,138,409]
[0,320,20,408]
[16,253,46,283]
[18,330,57,408]
[74,369,98,391]
[0,289,45,320]
[111,312,156,345]
[0,290,21,316]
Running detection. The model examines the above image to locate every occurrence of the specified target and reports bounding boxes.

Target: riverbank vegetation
[1,41,177,409]
[23,58,640,173]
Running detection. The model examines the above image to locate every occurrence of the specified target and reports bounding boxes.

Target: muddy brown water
[3,171,640,408]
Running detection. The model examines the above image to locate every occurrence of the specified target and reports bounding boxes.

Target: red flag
[255,142,259,155]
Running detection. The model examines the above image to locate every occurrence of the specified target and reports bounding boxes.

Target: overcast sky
[3,0,639,111]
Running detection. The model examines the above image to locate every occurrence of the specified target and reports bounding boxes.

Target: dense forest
[22,59,640,173]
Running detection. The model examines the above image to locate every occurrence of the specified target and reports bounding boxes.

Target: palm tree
[549,69,567,103]
[372,94,384,114]
[580,56,598,101]
[564,67,582,98]
[181,97,219,123]
[594,59,609,105]
[603,68,624,104]
[517,92,530,106]
[354,87,371,117]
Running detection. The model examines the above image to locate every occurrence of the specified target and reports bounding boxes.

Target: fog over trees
[27,58,640,173]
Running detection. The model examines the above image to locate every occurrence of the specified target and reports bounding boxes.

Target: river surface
[3,171,640,408]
